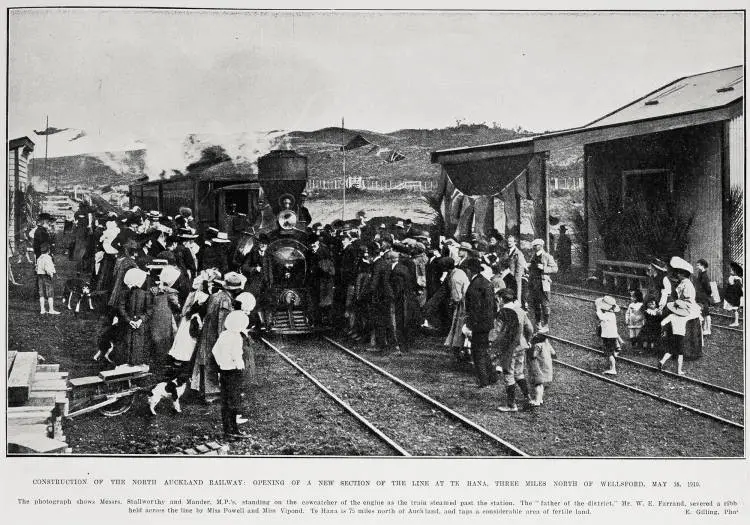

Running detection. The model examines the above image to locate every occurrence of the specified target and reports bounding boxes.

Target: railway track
[554,284,743,333]
[551,355,744,430]
[547,334,743,398]
[546,335,744,427]
[261,336,527,457]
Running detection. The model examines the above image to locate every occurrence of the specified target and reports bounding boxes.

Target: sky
[8,9,744,161]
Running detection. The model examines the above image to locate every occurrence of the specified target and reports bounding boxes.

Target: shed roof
[432,65,743,161]
[8,136,35,152]
[582,65,743,130]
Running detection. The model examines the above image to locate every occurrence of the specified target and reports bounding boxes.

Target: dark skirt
[663,319,703,360]
[96,254,117,293]
[72,226,90,261]
[725,283,743,308]
[682,318,704,360]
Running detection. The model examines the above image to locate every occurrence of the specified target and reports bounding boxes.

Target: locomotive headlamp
[280,290,301,306]
[278,210,297,230]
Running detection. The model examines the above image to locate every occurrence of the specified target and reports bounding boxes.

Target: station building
[431,65,744,283]
[8,136,35,252]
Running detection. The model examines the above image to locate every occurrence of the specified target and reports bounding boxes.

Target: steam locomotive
[129,149,321,334]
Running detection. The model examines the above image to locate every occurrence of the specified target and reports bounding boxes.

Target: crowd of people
[11,200,745,426]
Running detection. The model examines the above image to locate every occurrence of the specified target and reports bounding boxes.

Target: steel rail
[552,357,744,430]
[546,334,743,398]
[322,335,528,457]
[260,337,411,456]
[554,283,743,325]
[551,290,743,334]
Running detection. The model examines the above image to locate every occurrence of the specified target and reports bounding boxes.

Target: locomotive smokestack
[257,150,309,216]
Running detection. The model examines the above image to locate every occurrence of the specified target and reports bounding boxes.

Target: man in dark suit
[463,258,498,387]
[338,230,360,333]
[368,245,398,352]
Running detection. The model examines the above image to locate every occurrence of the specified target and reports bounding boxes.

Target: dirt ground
[6,250,743,457]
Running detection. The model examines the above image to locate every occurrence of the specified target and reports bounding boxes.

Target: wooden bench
[597,259,651,292]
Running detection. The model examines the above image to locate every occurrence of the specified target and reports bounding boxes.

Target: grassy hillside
[27,124,576,191]
[29,149,146,189]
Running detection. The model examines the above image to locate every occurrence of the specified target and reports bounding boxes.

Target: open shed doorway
[622,169,675,212]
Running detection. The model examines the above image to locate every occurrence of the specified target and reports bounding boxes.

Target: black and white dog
[63,277,95,314]
[147,377,189,415]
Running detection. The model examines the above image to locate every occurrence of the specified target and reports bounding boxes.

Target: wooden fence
[307,178,437,192]
[550,177,583,190]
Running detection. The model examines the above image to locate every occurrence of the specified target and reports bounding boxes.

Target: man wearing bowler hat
[528,238,557,333]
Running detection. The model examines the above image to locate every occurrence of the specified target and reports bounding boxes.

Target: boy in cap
[36,243,60,315]
[33,213,54,259]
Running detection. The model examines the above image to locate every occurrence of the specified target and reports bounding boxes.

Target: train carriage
[129,161,260,233]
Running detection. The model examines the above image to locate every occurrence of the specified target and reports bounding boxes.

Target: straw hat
[595,295,620,312]
[650,258,668,272]
[666,300,691,317]
[669,256,693,275]
[212,231,231,243]
[531,238,545,248]
[220,271,246,290]
[146,258,169,270]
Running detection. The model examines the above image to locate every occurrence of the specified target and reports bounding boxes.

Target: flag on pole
[34,126,70,136]
[69,129,87,142]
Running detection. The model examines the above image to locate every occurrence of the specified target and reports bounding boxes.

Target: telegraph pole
[44,115,49,192]
[341,117,346,221]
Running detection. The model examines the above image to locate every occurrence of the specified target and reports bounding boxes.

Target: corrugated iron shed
[432,65,743,159]
[584,65,743,130]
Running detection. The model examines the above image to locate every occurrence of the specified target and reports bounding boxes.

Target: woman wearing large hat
[646,257,672,310]
[667,256,703,361]
[658,300,693,375]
